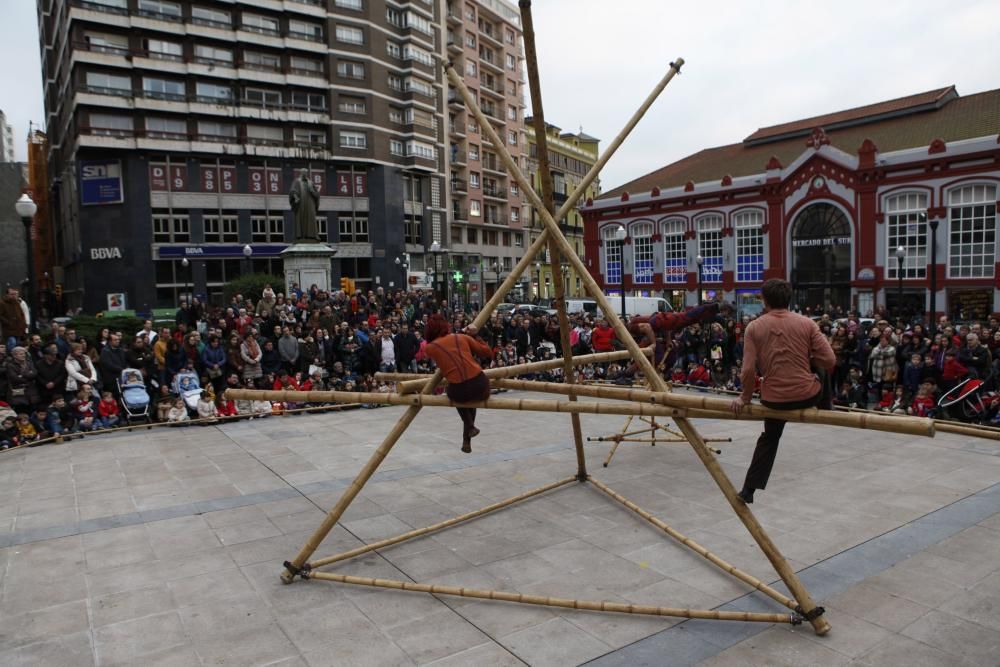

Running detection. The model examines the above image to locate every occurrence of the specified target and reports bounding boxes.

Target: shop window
[661,218,686,283]
[947,185,996,279]
[602,225,622,285]
[631,221,654,284]
[734,210,764,282]
[885,193,928,279]
[696,215,723,283]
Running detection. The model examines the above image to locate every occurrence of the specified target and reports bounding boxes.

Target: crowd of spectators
[3,280,1000,451]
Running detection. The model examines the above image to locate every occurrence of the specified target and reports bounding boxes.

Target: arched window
[733,210,764,282]
[602,225,623,285]
[661,218,686,283]
[696,215,723,283]
[885,192,928,279]
[631,221,654,284]
[947,185,996,278]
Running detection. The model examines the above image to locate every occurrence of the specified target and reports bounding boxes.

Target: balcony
[452,208,469,222]
[136,8,182,22]
[483,184,506,200]
[451,178,467,193]
[450,149,466,164]
[483,213,503,225]
[240,23,281,37]
[81,84,133,98]
[191,16,232,29]
[447,91,465,107]
[482,160,506,175]
[552,191,568,205]
[447,37,462,54]
[72,0,127,15]
[287,30,324,43]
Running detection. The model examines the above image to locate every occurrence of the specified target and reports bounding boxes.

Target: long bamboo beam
[836,405,1000,441]
[588,477,799,610]
[306,571,799,624]
[308,477,576,569]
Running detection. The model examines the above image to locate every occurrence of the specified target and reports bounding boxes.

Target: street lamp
[181,257,191,304]
[927,217,940,335]
[14,193,37,332]
[895,245,905,321]
[696,254,704,305]
[242,244,253,275]
[614,224,627,319]
[395,256,408,290]
[430,241,447,304]
[533,261,541,303]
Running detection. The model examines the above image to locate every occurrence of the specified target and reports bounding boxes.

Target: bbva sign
[90,247,122,260]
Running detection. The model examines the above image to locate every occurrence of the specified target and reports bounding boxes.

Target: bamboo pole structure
[306,572,800,625]
[588,477,799,610]
[308,477,576,569]
[836,405,1000,441]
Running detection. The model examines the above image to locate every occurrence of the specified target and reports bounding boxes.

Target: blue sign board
[634,259,655,283]
[80,160,123,206]
[700,256,723,282]
[157,244,289,259]
[665,258,687,283]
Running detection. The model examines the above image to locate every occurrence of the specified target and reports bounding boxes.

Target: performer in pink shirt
[730,279,836,503]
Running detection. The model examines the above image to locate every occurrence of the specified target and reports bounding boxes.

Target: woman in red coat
[424,313,492,453]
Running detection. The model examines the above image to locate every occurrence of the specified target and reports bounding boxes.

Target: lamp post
[242,244,253,275]
[533,261,541,303]
[394,256,408,291]
[895,245,905,321]
[615,224,626,319]
[928,217,939,335]
[430,241,448,305]
[14,194,37,333]
[696,254,704,305]
[181,257,191,304]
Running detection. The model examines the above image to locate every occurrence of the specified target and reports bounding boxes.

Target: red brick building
[582,86,1000,320]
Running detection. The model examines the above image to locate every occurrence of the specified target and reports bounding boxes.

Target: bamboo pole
[306,571,799,624]
[588,477,799,610]
[308,477,576,569]
[520,0,587,482]
[836,405,1000,441]
[393,349,651,394]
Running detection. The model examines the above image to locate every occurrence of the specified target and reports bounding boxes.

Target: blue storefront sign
[157,244,289,259]
[665,258,686,283]
[80,160,123,206]
[700,256,723,282]
[634,259,655,283]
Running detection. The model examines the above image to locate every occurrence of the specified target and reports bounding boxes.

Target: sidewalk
[0,394,997,665]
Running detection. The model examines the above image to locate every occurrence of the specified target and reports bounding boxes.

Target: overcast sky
[2,0,997,190]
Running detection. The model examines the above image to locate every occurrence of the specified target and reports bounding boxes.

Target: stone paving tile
[92,611,188,665]
[502,617,612,666]
[900,609,1000,666]
[853,634,971,667]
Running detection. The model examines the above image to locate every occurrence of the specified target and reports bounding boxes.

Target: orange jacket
[425,334,492,385]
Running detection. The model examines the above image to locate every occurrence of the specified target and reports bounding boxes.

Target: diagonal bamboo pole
[588,477,798,610]
[445,60,833,635]
[308,477,576,569]
[521,0,587,481]
[306,571,800,624]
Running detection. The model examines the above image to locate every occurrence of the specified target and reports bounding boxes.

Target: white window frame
[337,60,365,80]
[470,201,481,217]
[334,0,363,10]
[339,131,367,149]
[947,184,997,279]
[885,192,928,279]
[631,221,654,284]
[661,218,686,284]
[734,209,764,283]
[241,13,279,35]
[86,71,131,94]
[389,139,404,156]
[696,214,724,283]
[335,25,364,44]
[602,225,623,285]
[194,44,233,64]
[338,96,366,114]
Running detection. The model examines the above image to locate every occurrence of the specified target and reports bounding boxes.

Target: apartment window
[137,0,181,20]
[390,139,404,155]
[152,210,189,242]
[337,96,365,114]
[145,38,182,60]
[502,231,511,246]
[244,87,282,108]
[406,12,433,35]
[335,0,363,10]
[465,33,476,48]
[196,120,237,139]
[602,226,622,285]
[88,113,133,137]
[289,56,323,74]
[203,215,239,243]
[467,228,478,243]
[406,141,436,160]
[469,173,480,189]
[510,209,519,223]
[251,216,285,242]
[336,25,364,44]
[885,193,928,279]
[403,45,434,66]
[405,216,423,245]
[507,105,517,121]
[243,51,280,70]
[948,185,997,278]
[507,130,517,145]
[85,71,131,95]
[484,230,497,245]
[405,108,435,129]
[84,32,129,54]
[289,20,323,41]
[505,29,515,44]
[336,60,365,80]
[145,117,186,139]
[387,74,403,90]
[507,79,517,96]
[293,128,326,147]
[340,131,367,149]
[191,6,230,27]
[386,42,401,59]
[405,77,434,98]
[697,215,723,283]
[195,81,232,102]
[338,216,369,242]
[470,201,481,217]
[388,108,403,124]
[661,219,686,283]
[246,125,284,145]
[85,0,127,9]
[468,145,479,161]
[317,216,329,242]
[465,62,477,76]
[510,183,518,196]
[386,8,404,27]
[632,222,654,284]
[465,4,475,19]
[241,13,279,35]
[506,53,516,69]
[514,233,523,248]
[142,77,185,101]
[193,44,233,64]
[291,90,327,111]
[467,120,478,134]
[733,210,764,282]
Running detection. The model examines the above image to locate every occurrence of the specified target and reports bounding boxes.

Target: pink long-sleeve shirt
[739,309,836,404]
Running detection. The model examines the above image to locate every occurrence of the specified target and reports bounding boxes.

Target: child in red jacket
[687,361,711,387]
[96,391,121,429]
[909,385,936,417]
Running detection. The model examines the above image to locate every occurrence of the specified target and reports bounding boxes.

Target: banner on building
[249,167,283,194]
[634,259,655,283]
[335,172,367,196]
[664,258,687,283]
[700,256,723,282]
[106,292,126,312]
[200,165,237,193]
[149,163,187,192]
[80,160,123,205]
[310,170,325,194]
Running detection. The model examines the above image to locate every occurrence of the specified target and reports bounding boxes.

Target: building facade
[443,0,526,306]
[525,119,599,299]
[0,163,30,292]
[583,86,1000,320]
[0,110,15,163]
[39,0,448,312]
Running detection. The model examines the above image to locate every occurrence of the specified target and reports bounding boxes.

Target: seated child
[909,384,936,417]
[178,376,195,393]
[30,408,54,440]
[96,391,121,429]
[16,413,39,444]
[167,398,190,423]
[196,390,217,422]
[687,361,711,387]
[215,396,238,418]
[71,388,97,431]
[47,397,77,434]
[155,385,174,422]
[0,415,20,449]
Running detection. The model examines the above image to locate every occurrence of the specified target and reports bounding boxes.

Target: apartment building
[38,0,447,311]
[0,110,15,163]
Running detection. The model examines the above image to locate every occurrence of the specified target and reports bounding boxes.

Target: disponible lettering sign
[792,237,851,248]
[149,164,187,192]
[700,256,723,281]
[200,165,237,192]
[80,161,123,205]
[335,172,368,196]
[249,167,283,194]
[665,258,687,283]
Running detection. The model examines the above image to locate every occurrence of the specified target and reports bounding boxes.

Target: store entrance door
[790,203,853,311]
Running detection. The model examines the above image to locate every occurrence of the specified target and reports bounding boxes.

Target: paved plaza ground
[1,390,999,666]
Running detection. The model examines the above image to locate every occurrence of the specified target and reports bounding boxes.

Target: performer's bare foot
[468,427,480,439]
[461,437,472,453]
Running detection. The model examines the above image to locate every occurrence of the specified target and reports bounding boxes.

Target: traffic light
[54,284,63,299]
[340,277,353,293]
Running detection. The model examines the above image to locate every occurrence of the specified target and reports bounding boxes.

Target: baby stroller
[938,373,999,423]
[172,371,202,414]
[118,369,151,423]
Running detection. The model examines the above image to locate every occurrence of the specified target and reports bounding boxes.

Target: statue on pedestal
[289,169,319,242]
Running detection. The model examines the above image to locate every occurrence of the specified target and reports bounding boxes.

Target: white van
[617,297,672,317]
[563,299,598,315]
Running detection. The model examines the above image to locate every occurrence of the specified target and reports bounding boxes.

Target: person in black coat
[393,323,419,372]
[98,333,128,395]
[35,344,67,407]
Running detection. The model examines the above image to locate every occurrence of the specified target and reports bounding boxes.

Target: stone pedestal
[281,243,337,293]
